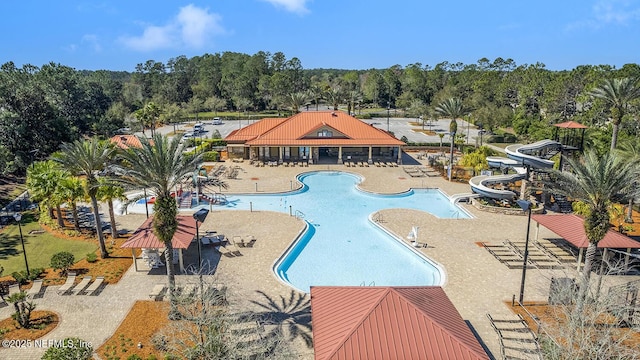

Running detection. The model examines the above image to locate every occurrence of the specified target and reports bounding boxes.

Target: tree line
[1,52,639,174]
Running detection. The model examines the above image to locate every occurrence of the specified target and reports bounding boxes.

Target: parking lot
[147,116,482,146]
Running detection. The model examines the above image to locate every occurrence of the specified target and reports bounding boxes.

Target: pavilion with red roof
[532,214,640,271]
[121,215,197,273]
[310,286,490,360]
[225,111,405,164]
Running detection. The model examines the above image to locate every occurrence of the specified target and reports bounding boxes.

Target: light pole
[387,102,390,132]
[516,199,533,304]
[193,209,210,271]
[13,213,30,277]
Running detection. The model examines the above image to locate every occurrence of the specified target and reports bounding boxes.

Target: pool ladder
[360,281,376,286]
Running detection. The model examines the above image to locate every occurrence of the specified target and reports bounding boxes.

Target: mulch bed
[97,301,168,359]
[0,310,59,341]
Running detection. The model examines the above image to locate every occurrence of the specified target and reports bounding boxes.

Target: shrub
[86,252,98,263]
[50,252,75,274]
[203,151,219,162]
[41,337,93,360]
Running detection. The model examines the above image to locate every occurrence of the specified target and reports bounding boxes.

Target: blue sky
[2,0,639,71]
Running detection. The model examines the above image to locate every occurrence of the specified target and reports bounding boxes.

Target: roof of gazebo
[532,214,640,249]
[120,215,196,249]
[553,121,588,129]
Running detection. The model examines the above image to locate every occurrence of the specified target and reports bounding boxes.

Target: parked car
[183,132,194,139]
[193,123,204,133]
[212,117,222,125]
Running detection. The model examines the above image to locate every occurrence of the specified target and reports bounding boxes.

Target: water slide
[469,140,561,200]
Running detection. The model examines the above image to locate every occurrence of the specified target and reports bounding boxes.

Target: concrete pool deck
[191,157,579,358]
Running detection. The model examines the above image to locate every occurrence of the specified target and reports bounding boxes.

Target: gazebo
[531,214,640,271]
[121,215,197,273]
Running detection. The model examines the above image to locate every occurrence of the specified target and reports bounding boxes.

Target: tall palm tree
[435,98,469,181]
[114,134,201,315]
[324,85,343,111]
[97,179,127,240]
[309,84,324,110]
[541,150,639,301]
[53,139,116,259]
[588,77,640,151]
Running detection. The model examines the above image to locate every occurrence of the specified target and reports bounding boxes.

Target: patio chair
[85,276,105,296]
[57,272,77,295]
[73,276,93,295]
[27,279,44,299]
[149,284,166,301]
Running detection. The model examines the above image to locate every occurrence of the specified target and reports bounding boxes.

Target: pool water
[208,171,470,293]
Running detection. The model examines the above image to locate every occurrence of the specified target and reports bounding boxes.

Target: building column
[368,146,373,164]
[397,146,402,164]
[279,147,283,163]
[337,146,343,164]
[309,147,314,164]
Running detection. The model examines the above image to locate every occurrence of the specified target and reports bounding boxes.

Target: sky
[2,0,639,72]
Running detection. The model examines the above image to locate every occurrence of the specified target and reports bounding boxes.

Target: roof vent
[120,136,127,141]
[331,112,337,117]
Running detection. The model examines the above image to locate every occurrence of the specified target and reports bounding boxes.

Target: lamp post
[387,102,390,132]
[13,213,30,277]
[516,199,533,304]
[193,209,210,270]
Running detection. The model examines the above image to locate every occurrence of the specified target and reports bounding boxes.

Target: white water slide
[469,140,561,200]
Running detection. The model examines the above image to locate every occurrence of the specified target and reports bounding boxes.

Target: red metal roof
[311,286,489,360]
[532,214,640,249]
[225,111,404,147]
[109,135,144,149]
[225,118,287,143]
[120,215,196,249]
[553,121,588,129]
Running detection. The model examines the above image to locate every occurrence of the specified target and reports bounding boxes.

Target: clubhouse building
[224,111,405,165]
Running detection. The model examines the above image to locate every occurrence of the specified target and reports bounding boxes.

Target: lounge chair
[27,280,44,298]
[8,284,21,296]
[149,284,166,301]
[218,246,236,258]
[201,236,211,245]
[244,235,257,247]
[233,235,245,247]
[229,244,243,256]
[74,276,92,295]
[85,276,105,296]
[57,272,77,295]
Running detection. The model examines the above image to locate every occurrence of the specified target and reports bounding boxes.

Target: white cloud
[566,0,640,30]
[82,34,102,53]
[120,4,224,52]
[260,0,310,14]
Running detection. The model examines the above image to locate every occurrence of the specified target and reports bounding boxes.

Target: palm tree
[97,179,127,240]
[309,84,324,110]
[53,139,116,259]
[619,139,640,222]
[26,160,67,221]
[286,92,309,114]
[113,134,201,316]
[435,98,469,181]
[324,85,343,111]
[57,175,85,232]
[541,150,640,302]
[588,77,640,151]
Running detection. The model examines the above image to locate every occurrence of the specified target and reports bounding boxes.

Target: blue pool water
[204,171,470,293]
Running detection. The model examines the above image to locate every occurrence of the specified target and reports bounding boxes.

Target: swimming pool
[208,171,471,293]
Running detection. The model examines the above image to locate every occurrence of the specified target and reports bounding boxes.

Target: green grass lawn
[0,215,97,275]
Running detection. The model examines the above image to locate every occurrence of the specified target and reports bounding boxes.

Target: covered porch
[247,145,403,165]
